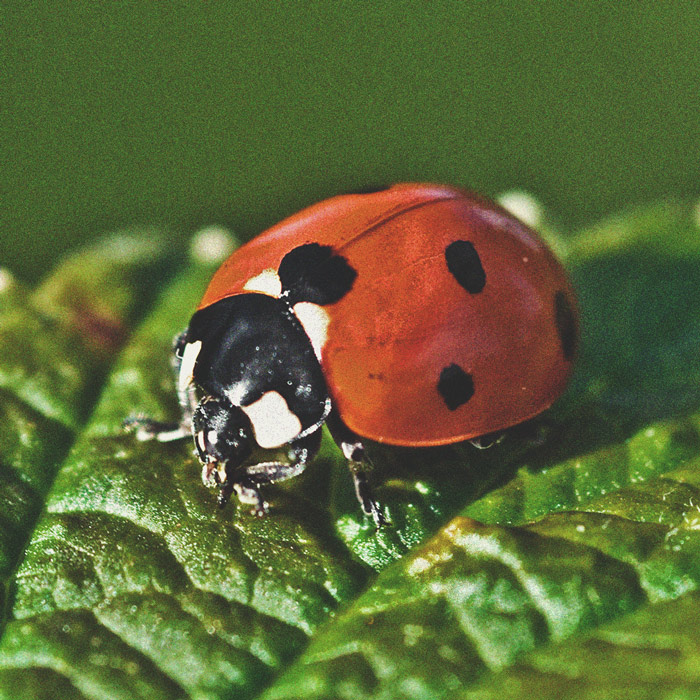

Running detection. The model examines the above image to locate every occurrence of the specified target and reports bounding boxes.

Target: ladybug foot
[363,494,386,528]
[326,410,387,527]
[214,434,320,517]
[231,481,269,517]
[351,467,386,528]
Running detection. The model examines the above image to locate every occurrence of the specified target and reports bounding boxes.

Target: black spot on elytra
[437,364,475,411]
[278,243,357,305]
[445,240,486,294]
[555,291,577,360]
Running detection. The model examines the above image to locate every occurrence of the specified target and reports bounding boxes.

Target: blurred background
[2,3,699,281]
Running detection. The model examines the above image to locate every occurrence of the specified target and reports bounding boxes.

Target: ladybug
[130,183,577,525]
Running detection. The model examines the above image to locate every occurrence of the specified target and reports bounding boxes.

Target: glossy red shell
[198,183,577,447]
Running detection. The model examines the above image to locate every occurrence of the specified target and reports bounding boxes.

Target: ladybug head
[193,396,253,483]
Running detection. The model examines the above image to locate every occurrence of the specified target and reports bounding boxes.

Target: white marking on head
[179,340,202,393]
[243,268,283,297]
[241,391,302,449]
[293,302,330,361]
[223,382,248,407]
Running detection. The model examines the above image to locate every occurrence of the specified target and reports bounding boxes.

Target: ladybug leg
[326,411,386,527]
[215,473,268,519]
[222,428,323,516]
[349,462,386,528]
[123,416,190,442]
[124,331,196,442]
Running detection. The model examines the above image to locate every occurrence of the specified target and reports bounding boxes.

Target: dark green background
[3,3,699,281]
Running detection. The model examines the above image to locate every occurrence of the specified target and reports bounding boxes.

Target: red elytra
[198,183,577,447]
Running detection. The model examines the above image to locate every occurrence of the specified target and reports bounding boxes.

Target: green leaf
[0,239,365,699]
[0,232,176,429]
[1,200,699,699]
[264,463,700,700]
[459,590,700,700]
[0,232,174,622]
[263,200,700,698]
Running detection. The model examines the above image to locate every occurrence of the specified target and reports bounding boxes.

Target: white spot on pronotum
[243,268,283,297]
[190,226,236,264]
[241,391,302,449]
[179,341,202,393]
[293,302,330,360]
[497,190,543,229]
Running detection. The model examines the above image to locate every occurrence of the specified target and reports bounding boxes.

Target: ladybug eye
[195,428,224,463]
